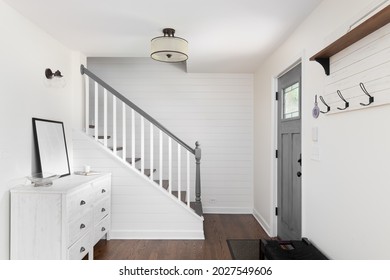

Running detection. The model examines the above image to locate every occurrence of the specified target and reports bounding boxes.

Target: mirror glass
[33,118,70,177]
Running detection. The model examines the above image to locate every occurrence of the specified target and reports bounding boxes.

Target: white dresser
[10,173,111,260]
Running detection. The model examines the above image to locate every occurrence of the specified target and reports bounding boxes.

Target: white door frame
[270,52,305,237]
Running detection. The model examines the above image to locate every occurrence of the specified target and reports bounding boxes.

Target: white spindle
[94,82,99,141]
[112,96,117,155]
[141,116,145,174]
[187,150,190,207]
[168,137,172,194]
[150,123,154,181]
[159,130,163,187]
[103,89,107,147]
[178,144,181,202]
[122,103,126,161]
[85,76,89,133]
[131,109,135,166]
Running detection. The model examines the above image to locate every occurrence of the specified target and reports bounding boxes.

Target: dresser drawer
[93,216,110,245]
[94,197,110,223]
[67,232,91,260]
[93,179,111,202]
[66,185,93,221]
[68,211,93,246]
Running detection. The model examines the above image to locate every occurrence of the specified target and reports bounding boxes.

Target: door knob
[297,171,302,177]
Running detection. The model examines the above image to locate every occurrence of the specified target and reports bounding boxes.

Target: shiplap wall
[322,22,390,114]
[87,58,254,213]
[72,130,204,239]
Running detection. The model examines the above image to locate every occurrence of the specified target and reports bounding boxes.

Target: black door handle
[297,171,302,177]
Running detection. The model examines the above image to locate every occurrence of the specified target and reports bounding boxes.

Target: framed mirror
[32,118,70,177]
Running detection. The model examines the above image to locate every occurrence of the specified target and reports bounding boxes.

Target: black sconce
[44,68,66,88]
[45,68,63,79]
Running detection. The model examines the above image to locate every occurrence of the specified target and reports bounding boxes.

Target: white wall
[0,1,85,259]
[87,58,254,214]
[254,0,390,259]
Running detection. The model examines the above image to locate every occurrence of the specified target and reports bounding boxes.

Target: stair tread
[93,135,111,139]
[172,190,187,203]
[126,158,141,164]
[190,202,203,217]
[109,146,123,151]
[166,191,203,217]
[154,180,169,189]
[137,168,156,177]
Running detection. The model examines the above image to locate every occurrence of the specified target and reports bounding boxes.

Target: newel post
[195,141,201,203]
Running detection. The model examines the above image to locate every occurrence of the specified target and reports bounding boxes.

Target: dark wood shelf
[310,5,390,75]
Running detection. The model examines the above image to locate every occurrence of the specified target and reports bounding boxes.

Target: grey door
[277,64,302,240]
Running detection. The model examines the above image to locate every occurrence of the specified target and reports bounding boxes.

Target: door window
[283,82,300,119]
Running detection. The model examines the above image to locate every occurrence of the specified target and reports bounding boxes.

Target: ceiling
[5,0,323,73]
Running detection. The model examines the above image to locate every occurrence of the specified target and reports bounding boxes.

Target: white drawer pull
[101,189,106,193]
[80,200,86,206]
[80,247,86,253]
[80,223,86,229]
[101,208,106,212]
[101,227,106,232]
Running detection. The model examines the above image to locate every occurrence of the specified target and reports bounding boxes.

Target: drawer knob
[101,227,106,232]
[80,223,86,229]
[80,200,86,206]
[101,208,106,212]
[80,247,86,253]
[101,189,106,193]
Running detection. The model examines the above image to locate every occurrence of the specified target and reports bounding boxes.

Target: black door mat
[227,239,260,260]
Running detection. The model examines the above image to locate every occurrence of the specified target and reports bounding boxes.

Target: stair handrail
[80,64,194,155]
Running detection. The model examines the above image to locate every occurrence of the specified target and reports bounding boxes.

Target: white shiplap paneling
[322,23,390,114]
[87,58,254,213]
[72,130,204,239]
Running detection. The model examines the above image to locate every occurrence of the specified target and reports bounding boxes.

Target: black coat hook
[336,90,349,110]
[319,95,330,113]
[359,82,374,106]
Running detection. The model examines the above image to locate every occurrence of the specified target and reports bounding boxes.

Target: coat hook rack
[359,82,374,106]
[336,90,349,110]
[319,95,330,113]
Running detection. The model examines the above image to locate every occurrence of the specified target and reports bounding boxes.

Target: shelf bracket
[310,6,390,77]
[314,57,330,76]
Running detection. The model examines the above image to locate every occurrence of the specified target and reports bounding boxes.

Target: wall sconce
[45,68,63,79]
[44,68,66,88]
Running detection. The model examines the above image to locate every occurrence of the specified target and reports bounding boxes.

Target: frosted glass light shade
[151,35,188,63]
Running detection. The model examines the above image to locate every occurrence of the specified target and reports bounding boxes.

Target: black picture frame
[32,118,71,177]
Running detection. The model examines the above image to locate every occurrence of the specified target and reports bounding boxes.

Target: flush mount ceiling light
[151,28,188,63]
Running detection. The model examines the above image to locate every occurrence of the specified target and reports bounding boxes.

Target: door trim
[270,54,304,237]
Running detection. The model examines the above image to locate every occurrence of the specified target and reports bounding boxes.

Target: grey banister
[80,64,195,155]
[195,141,201,203]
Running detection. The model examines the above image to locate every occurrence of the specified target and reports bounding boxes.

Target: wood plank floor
[93,214,270,260]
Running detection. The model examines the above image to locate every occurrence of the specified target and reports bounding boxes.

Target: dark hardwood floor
[93,214,270,260]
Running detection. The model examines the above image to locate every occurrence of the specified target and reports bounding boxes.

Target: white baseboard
[253,208,274,237]
[110,230,205,240]
[203,207,252,214]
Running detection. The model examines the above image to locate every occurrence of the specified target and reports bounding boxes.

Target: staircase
[80,65,203,226]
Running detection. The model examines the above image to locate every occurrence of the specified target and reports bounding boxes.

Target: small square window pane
[283,82,300,119]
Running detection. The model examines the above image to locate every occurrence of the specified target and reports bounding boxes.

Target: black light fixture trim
[163,28,175,37]
[45,68,63,79]
[151,50,188,59]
